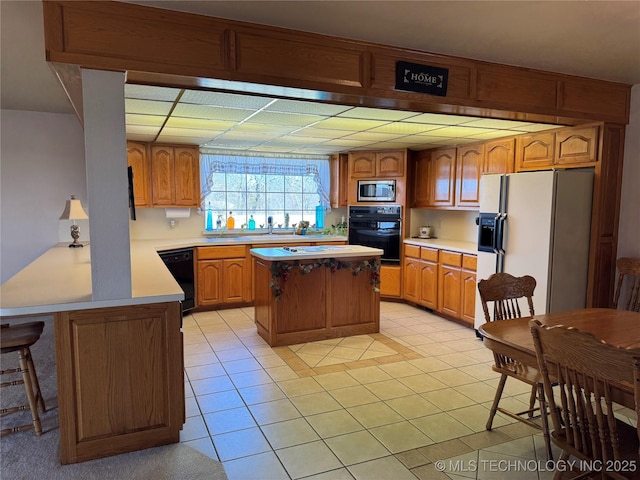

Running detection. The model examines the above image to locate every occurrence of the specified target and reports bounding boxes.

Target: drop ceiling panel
[341,131,405,142]
[246,111,326,127]
[172,104,254,121]
[180,90,274,109]
[290,127,350,139]
[232,123,300,135]
[155,135,214,144]
[321,139,374,148]
[125,99,174,116]
[126,125,162,135]
[337,107,419,121]
[313,117,390,131]
[367,122,445,135]
[125,85,181,102]
[126,114,166,126]
[164,117,237,130]
[424,126,496,137]
[160,127,221,138]
[265,99,352,116]
[405,113,480,125]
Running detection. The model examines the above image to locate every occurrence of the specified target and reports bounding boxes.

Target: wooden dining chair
[613,257,640,311]
[0,322,47,437]
[478,272,553,460]
[530,320,640,480]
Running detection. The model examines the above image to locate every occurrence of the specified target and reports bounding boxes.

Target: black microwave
[357,180,396,202]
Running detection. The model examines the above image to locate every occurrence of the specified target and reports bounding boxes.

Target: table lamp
[59,195,89,248]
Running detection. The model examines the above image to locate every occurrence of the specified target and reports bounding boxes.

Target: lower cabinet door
[197,260,222,305]
[223,258,248,303]
[439,265,461,318]
[419,261,438,310]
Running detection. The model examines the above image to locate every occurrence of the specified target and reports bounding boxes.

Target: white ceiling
[2,1,639,154]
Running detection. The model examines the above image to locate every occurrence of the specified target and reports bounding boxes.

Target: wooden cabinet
[516,132,556,170]
[54,302,184,464]
[196,246,249,306]
[412,150,431,208]
[456,143,483,209]
[330,153,348,208]
[150,145,200,207]
[436,250,477,324]
[403,244,438,309]
[348,150,405,178]
[419,248,439,310]
[483,138,515,174]
[516,126,599,171]
[430,148,456,207]
[380,265,401,298]
[555,126,599,165]
[126,141,151,207]
[460,255,477,325]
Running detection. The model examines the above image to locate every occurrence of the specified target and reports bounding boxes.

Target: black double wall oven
[348,205,402,265]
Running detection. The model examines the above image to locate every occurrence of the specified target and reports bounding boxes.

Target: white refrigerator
[474,169,594,329]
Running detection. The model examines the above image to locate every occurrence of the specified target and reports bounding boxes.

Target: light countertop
[251,245,383,261]
[403,238,478,255]
[0,235,348,317]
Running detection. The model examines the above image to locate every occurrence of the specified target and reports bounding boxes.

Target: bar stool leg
[25,348,46,413]
[18,347,42,436]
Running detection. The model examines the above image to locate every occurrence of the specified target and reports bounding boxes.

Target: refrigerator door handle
[496,213,507,255]
[492,214,501,254]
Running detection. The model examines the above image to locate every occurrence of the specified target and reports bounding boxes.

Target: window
[200,151,331,230]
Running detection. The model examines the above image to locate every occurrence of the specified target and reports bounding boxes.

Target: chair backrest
[613,257,640,311]
[530,319,640,463]
[477,273,536,322]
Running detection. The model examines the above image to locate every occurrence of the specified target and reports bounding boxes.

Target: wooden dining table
[478,308,640,409]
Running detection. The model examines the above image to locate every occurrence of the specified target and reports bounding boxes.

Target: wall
[409,209,478,243]
[0,110,86,283]
[618,84,640,258]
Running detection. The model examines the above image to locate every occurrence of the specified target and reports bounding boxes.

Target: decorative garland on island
[269,258,381,300]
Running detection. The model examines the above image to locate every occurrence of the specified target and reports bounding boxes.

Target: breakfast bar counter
[251,245,383,346]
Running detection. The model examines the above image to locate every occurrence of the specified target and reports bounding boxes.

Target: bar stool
[0,321,47,436]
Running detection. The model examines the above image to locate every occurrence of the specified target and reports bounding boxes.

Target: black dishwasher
[159,247,195,313]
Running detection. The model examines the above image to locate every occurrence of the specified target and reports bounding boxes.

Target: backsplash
[128,208,348,240]
[409,209,478,243]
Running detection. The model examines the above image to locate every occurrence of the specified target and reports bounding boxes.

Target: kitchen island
[251,245,383,346]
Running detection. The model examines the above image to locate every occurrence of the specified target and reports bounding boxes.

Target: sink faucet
[267,216,273,234]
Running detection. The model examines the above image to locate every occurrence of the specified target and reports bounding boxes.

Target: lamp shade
[59,195,88,220]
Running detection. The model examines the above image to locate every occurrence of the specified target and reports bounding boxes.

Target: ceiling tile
[515,123,561,132]
[126,125,161,135]
[160,127,221,138]
[367,122,444,135]
[313,117,390,131]
[172,104,254,121]
[126,133,158,142]
[232,123,300,135]
[125,84,181,102]
[290,127,350,139]
[341,131,404,142]
[321,139,374,148]
[262,136,327,146]
[180,90,274,109]
[423,126,495,137]
[405,113,479,125]
[460,118,540,129]
[247,111,326,127]
[337,107,419,121]
[164,117,237,130]
[155,135,213,145]
[125,99,174,116]
[463,130,519,140]
[265,99,352,116]
[126,114,166,126]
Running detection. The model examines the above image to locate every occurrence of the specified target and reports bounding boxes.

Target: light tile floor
[179,301,634,480]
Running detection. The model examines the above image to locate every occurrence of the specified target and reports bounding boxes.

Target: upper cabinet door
[349,151,376,178]
[429,148,456,208]
[483,138,515,174]
[151,145,175,206]
[376,151,405,177]
[174,146,200,207]
[516,132,555,171]
[412,150,430,208]
[555,126,599,165]
[456,143,483,209]
[126,141,150,207]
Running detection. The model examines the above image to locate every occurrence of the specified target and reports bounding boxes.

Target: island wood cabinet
[54,302,184,464]
[348,150,406,178]
[516,125,599,171]
[126,141,151,207]
[150,144,200,207]
[330,153,348,208]
[196,246,250,306]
